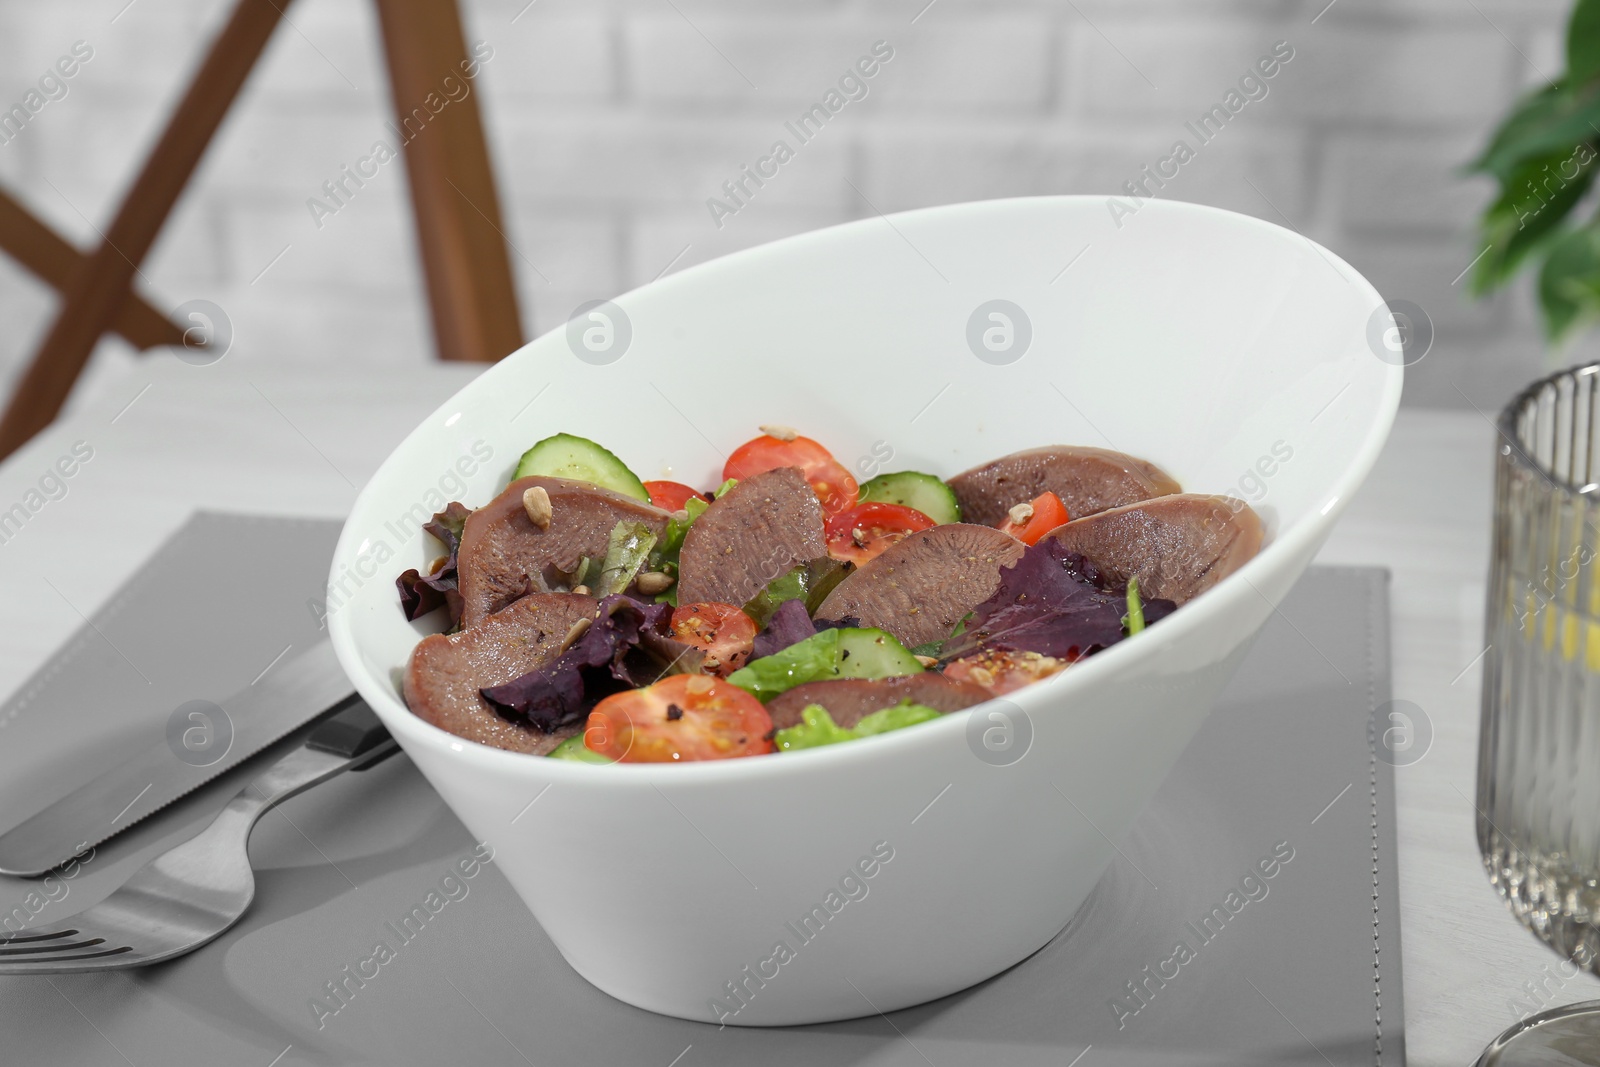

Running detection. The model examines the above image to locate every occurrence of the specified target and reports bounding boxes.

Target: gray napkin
[0,511,342,834]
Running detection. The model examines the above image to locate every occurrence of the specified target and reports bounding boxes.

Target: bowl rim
[328,194,1403,785]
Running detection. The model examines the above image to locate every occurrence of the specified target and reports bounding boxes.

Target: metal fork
[0,701,397,974]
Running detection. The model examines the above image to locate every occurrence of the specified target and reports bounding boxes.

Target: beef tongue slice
[404,592,599,754]
[676,466,827,607]
[814,524,1025,650]
[949,445,1181,526]
[457,476,669,626]
[1043,493,1262,604]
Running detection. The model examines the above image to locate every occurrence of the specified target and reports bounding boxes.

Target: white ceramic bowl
[328,197,1401,1026]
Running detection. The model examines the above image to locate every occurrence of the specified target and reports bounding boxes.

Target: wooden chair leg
[373,0,523,364]
[0,187,187,351]
[0,0,291,459]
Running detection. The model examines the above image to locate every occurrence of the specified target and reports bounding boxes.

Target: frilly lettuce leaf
[397,502,471,627]
[597,521,657,595]
[774,699,942,751]
[727,629,840,703]
[480,594,671,732]
[742,556,851,627]
[750,597,817,660]
[942,539,1175,662]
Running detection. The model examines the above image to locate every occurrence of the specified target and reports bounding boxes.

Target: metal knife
[0,639,357,877]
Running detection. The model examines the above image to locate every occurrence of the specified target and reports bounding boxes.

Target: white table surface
[0,353,1591,1066]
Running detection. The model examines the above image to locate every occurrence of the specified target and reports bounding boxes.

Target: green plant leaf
[1473,145,1599,294]
[1539,224,1600,341]
[1572,0,1600,88]
[1469,81,1600,183]
[1469,1,1600,343]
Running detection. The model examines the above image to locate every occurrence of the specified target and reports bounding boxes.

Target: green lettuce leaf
[1122,576,1146,635]
[775,699,942,751]
[774,705,856,750]
[742,557,851,627]
[727,629,840,702]
[645,496,710,606]
[854,699,942,736]
[596,520,657,595]
[546,734,613,763]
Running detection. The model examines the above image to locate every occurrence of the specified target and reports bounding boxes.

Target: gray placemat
[0,525,1400,1066]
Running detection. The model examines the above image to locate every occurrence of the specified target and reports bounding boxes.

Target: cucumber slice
[859,471,962,524]
[727,627,922,702]
[513,433,649,502]
[834,628,926,680]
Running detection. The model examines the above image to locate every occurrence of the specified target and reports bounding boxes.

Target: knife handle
[181,714,401,869]
[308,701,394,769]
[231,709,399,819]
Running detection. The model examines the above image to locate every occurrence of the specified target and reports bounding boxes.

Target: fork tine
[0,945,136,971]
[0,937,106,957]
[0,927,79,945]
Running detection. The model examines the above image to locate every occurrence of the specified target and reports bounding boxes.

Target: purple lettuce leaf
[480,594,671,731]
[480,651,591,732]
[621,629,706,687]
[397,502,472,626]
[941,539,1176,662]
[751,596,818,660]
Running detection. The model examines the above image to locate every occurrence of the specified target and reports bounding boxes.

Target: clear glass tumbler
[1477,362,1600,1065]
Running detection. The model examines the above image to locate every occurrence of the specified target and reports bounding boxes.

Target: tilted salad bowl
[328,196,1401,1025]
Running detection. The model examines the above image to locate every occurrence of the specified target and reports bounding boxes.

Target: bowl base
[558,903,1085,1028]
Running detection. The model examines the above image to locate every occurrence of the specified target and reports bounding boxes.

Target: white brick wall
[0,0,1592,413]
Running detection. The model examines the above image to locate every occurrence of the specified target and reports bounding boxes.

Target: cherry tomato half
[824,502,937,566]
[723,432,859,515]
[670,602,758,675]
[644,480,710,512]
[997,491,1071,546]
[586,673,774,762]
[944,649,1071,696]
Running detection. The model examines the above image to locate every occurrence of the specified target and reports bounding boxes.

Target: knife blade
[0,638,356,876]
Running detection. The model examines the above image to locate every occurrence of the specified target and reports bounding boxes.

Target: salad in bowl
[396,426,1262,764]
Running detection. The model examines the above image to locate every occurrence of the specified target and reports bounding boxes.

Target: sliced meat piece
[1043,494,1262,605]
[949,446,1181,526]
[766,673,992,731]
[814,524,1025,649]
[677,467,826,608]
[404,592,598,754]
[457,476,670,627]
